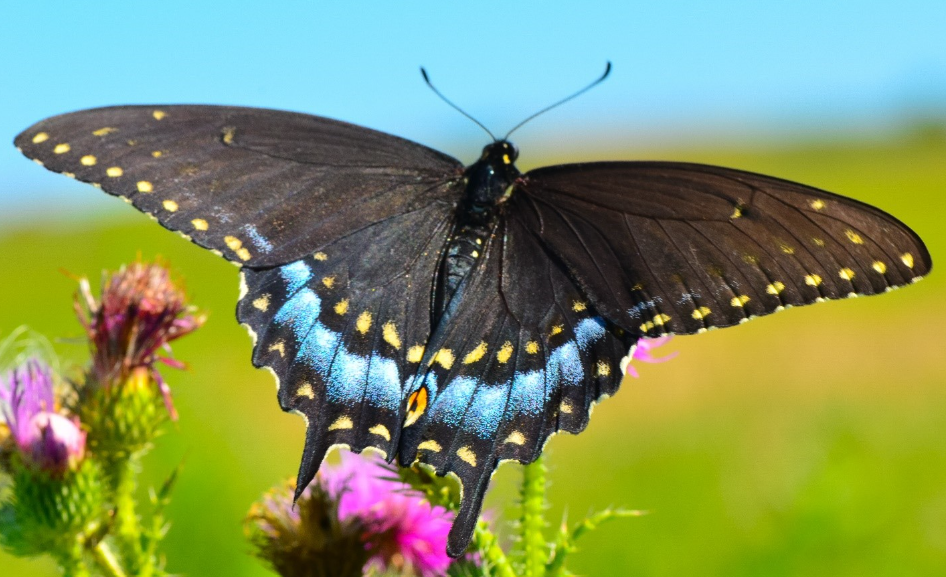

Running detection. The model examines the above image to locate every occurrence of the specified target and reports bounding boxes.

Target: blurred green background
[3,1,946,575]
[1,129,944,576]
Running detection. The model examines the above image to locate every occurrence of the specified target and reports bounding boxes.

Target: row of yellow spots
[416,431,528,461]
[416,441,479,468]
[639,313,671,332]
[323,416,392,441]
[223,235,252,261]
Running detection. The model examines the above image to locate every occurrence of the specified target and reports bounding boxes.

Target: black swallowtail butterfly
[14,75,931,556]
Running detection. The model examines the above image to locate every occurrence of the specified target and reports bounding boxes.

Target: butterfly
[14,84,931,556]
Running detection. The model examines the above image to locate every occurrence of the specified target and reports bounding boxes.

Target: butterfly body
[436,140,520,319]
[14,104,931,557]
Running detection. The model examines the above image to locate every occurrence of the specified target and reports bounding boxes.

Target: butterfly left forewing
[15,105,463,267]
[516,161,931,337]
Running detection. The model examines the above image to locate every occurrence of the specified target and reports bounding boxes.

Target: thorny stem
[473,520,517,577]
[92,540,128,577]
[110,456,152,575]
[58,538,91,577]
[517,456,548,576]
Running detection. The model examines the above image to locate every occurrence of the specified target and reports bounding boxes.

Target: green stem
[473,520,517,577]
[92,541,128,577]
[58,539,91,577]
[110,456,153,576]
[517,456,548,576]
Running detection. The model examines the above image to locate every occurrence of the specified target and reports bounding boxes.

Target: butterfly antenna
[504,61,612,139]
[421,67,497,141]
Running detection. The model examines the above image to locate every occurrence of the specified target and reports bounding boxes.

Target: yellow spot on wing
[321,276,335,288]
[224,236,243,250]
[369,424,391,441]
[642,313,673,331]
[496,341,513,363]
[779,243,795,254]
[191,218,208,231]
[236,248,251,261]
[268,341,286,357]
[313,252,328,261]
[32,132,49,144]
[162,200,178,212]
[845,229,864,244]
[382,322,401,349]
[334,299,349,315]
[53,143,70,154]
[805,274,823,286]
[137,181,154,193]
[839,267,855,280]
[572,300,587,312]
[222,126,236,144]
[812,237,826,247]
[106,166,123,177]
[356,311,372,334]
[418,440,441,452]
[901,253,914,268]
[559,400,573,414]
[252,294,270,311]
[872,261,887,274]
[92,127,117,136]
[151,150,163,158]
[730,295,750,307]
[430,348,454,369]
[296,383,315,399]
[80,155,97,166]
[456,446,477,467]
[550,325,563,336]
[504,431,526,445]
[328,416,353,431]
[730,206,742,219]
[810,199,825,210]
[463,341,488,364]
[407,345,424,363]
[691,306,712,320]
[525,341,539,354]
[595,360,611,377]
[152,110,167,120]
[766,281,785,295]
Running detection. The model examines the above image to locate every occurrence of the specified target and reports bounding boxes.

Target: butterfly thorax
[433,141,521,320]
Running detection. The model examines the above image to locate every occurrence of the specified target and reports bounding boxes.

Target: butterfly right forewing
[515,161,931,337]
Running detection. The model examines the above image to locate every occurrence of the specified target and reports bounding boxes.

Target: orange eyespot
[404,387,428,427]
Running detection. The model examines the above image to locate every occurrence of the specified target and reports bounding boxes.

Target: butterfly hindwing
[517,161,931,336]
[397,215,636,556]
[15,105,463,267]
[238,202,456,491]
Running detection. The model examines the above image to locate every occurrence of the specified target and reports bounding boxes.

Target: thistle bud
[75,260,205,419]
[0,360,85,474]
[247,452,456,577]
[0,361,103,555]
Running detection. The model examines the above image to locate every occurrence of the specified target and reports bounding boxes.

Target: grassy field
[1,131,944,576]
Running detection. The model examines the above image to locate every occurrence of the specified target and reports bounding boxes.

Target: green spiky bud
[0,456,104,557]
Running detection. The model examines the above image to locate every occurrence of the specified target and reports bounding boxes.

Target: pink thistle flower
[74,261,205,418]
[0,360,86,474]
[621,336,678,377]
[323,452,454,577]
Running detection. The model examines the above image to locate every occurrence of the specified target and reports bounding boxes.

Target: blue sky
[2,1,944,215]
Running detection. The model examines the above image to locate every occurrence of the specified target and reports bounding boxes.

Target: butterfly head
[465,140,521,207]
